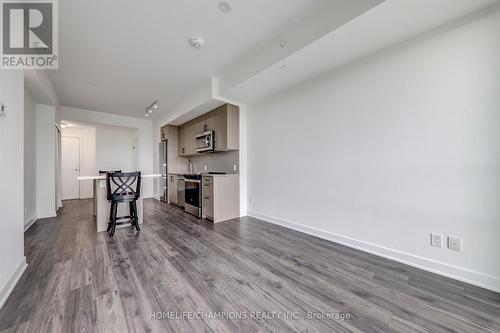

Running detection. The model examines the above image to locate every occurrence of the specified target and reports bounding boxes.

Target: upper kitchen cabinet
[194,112,215,134]
[161,126,168,141]
[213,104,239,152]
[178,120,198,156]
[178,126,185,155]
[177,103,239,156]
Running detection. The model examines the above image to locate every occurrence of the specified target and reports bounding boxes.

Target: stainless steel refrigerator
[159,141,167,202]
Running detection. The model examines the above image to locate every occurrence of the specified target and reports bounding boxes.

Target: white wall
[62,126,96,198]
[59,106,154,198]
[0,71,27,308]
[36,105,57,218]
[247,10,500,291]
[24,92,37,228]
[95,126,138,172]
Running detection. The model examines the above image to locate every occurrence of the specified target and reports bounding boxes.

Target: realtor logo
[1,0,58,69]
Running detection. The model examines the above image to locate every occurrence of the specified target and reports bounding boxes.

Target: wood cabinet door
[168,174,178,204]
[161,126,168,141]
[198,112,215,132]
[178,126,185,156]
[226,104,240,150]
[184,123,197,155]
[213,105,228,151]
[203,195,214,219]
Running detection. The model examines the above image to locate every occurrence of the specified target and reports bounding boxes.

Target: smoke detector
[189,37,205,49]
[219,1,231,13]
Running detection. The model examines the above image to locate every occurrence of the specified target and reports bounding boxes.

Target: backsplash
[184,150,239,174]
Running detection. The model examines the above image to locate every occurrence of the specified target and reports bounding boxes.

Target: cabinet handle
[204,196,210,199]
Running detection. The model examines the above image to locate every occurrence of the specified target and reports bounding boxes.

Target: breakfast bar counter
[77,174,160,232]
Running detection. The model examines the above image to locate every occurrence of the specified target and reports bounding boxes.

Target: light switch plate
[430,233,442,247]
[0,103,6,116]
[448,236,462,251]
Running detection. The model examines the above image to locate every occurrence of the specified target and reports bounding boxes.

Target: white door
[62,137,80,200]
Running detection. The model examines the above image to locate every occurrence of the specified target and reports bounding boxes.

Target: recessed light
[219,1,231,13]
[189,37,205,49]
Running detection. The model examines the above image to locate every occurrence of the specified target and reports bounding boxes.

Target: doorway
[62,136,80,200]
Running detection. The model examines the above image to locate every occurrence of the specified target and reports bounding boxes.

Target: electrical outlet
[233,164,237,172]
[448,236,462,251]
[204,165,207,171]
[430,233,442,247]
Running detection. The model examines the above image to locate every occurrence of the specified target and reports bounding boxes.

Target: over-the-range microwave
[195,131,214,152]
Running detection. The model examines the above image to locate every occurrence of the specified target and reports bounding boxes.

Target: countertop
[168,172,239,178]
[78,174,161,180]
[201,173,239,178]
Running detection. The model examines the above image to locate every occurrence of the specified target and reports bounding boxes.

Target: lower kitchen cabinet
[202,174,239,223]
[168,174,178,205]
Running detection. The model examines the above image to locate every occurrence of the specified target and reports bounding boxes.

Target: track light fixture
[144,100,158,117]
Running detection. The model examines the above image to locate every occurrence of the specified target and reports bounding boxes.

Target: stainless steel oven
[195,131,214,153]
[184,175,201,217]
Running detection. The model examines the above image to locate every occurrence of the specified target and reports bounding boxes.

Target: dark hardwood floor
[0,199,499,332]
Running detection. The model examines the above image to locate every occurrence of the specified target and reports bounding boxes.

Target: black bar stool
[105,171,142,237]
[100,170,122,226]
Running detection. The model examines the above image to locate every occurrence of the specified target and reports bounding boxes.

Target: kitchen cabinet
[213,104,239,151]
[177,103,239,156]
[202,175,239,223]
[178,124,196,156]
[196,112,215,133]
[178,126,185,155]
[183,122,197,156]
[160,126,168,141]
[178,120,198,156]
[168,174,178,205]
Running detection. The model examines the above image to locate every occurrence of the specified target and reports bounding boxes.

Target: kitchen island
[77,174,160,232]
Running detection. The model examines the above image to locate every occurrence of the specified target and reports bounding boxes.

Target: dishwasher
[177,177,185,208]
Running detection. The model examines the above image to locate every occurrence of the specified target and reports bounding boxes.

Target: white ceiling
[49,0,334,118]
[48,0,500,120]
[222,0,500,102]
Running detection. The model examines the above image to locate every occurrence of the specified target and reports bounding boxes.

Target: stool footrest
[114,221,135,226]
[115,215,133,221]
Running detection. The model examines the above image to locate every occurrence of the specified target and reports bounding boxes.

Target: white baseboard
[24,217,38,232]
[37,211,56,219]
[0,258,27,310]
[248,211,500,293]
